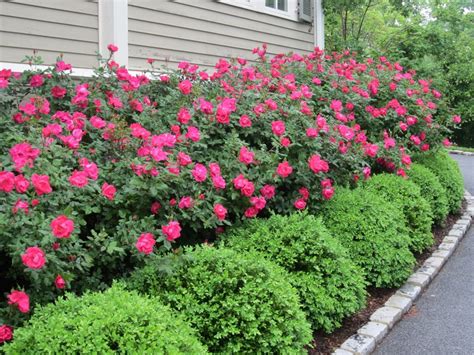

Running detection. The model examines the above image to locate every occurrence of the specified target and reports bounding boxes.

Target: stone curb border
[332,190,474,355]
[449,149,474,156]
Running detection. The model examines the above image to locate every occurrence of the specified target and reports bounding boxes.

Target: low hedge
[408,163,449,224]
[363,174,433,253]
[416,150,464,213]
[2,284,207,354]
[220,213,366,333]
[127,246,312,353]
[320,188,415,288]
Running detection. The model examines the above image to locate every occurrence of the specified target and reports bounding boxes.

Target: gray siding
[0,0,99,68]
[128,0,314,70]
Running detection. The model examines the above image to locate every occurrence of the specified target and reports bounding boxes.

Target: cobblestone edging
[332,190,474,355]
[449,149,474,156]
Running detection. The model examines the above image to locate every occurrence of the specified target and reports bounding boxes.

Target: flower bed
[0,45,464,350]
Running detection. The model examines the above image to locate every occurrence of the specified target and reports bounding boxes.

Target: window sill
[217,0,299,22]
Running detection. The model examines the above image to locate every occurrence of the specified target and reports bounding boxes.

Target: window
[265,0,288,12]
[218,0,299,21]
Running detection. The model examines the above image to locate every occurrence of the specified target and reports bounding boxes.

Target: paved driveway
[374,154,474,355]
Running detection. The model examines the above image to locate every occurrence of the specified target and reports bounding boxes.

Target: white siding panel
[130,32,278,62]
[0,16,98,43]
[128,16,312,53]
[0,3,98,28]
[129,1,313,43]
[0,47,99,69]
[128,0,314,70]
[10,0,98,15]
[0,0,99,68]
[129,45,224,69]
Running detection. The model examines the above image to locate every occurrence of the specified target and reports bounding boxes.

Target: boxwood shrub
[320,188,415,288]
[416,150,464,213]
[219,213,366,333]
[408,163,449,224]
[363,174,433,253]
[127,246,312,353]
[2,284,207,354]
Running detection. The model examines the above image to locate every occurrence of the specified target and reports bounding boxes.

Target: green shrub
[127,246,312,354]
[3,284,207,354]
[408,163,449,224]
[416,150,464,214]
[363,174,433,253]
[220,213,366,333]
[320,188,415,288]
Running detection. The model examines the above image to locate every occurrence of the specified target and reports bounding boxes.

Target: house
[0,0,324,75]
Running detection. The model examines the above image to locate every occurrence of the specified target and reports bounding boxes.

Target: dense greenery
[127,246,312,353]
[415,150,464,213]
[1,44,460,330]
[2,284,207,354]
[321,187,415,287]
[324,0,474,146]
[0,18,467,347]
[363,174,433,253]
[220,213,367,333]
[408,163,449,224]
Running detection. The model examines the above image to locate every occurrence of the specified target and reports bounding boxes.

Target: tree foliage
[324,0,474,146]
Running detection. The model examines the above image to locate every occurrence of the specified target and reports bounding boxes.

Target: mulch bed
[308,200,467,354]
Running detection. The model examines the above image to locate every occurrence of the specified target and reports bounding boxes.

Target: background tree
[323,0,474,146]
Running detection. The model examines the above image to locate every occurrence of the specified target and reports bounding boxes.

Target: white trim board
[98,0,129,66]
[0,62,149,78]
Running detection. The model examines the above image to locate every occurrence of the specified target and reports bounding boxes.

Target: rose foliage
[0,45,460,330]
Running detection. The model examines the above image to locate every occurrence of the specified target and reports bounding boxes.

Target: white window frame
[218,0,299,21]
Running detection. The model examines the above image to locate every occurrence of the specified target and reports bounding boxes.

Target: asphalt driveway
[374,154,474,355]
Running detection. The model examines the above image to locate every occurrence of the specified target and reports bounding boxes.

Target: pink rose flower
[239,115,252,128]
[241,181,255,197]
[50,215,74,239]
[322,187,335,200]
[308,155,329,174]
[55,275,66,289]
[271,120,286,136]
[294,198,307,210]
[0,325,13,344]
[244,206,259,218]
[151,201,161,214]
[162,221,182,241]
[69,170,88,188]
[12,199,29,214]
[213,203,227,221]
[260,185,276,199]
[212,175,226,190]
[192,163,207,182]
[250,196,266,210]
[102,182,116,201]
[186,126,201,142]
[239,146,254,165]
[177,107,191,124]
[0,171,15,192]
[276,161,293,178]
[135,233,156,255]
[178,196,193,209]
[177,152,192,166]
[21,246,46,269]
[107,44,118,52]
[90,116,106,129]
[8,290,30,313]
[178,80,193,95]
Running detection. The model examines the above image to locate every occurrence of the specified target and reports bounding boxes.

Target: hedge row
[0,44,463,327]
[3,151,464,353]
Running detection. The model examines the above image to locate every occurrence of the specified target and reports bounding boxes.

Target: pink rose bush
[0,46,460,333]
